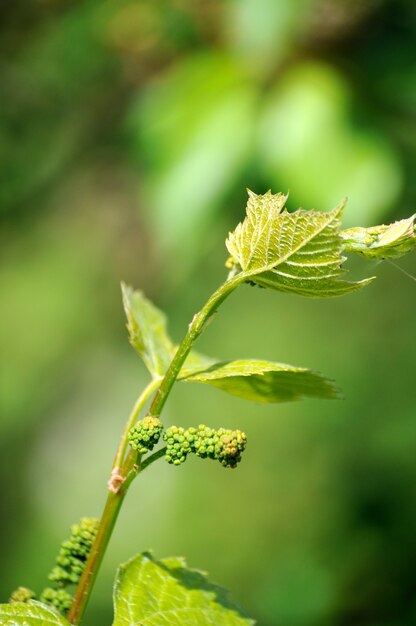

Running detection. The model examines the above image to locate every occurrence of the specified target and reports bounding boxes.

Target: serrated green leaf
[180,359,340,403]
[112,552,255,626]
[341,215,416,259]
[121,283,175,378]
[226,191,373,297]
[226,190,289,271]
[0,601,70,626]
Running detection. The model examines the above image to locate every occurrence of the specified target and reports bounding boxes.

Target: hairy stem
[68,275,241,624]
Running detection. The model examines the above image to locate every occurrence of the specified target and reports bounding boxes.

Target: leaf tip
[120,280,132,303]
[333,196,348,217]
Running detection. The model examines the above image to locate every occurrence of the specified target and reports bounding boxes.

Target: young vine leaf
[123,286,339,402]
[226,190,374,297]
[0,601,71,625]
[112,552,255,626]
[121,282,175,379]
[180,359,340,402]
[123,196,415,402]
[341,214,416,259]
[122,282,215,380]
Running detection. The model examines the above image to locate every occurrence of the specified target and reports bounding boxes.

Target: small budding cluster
[9,587,36,604]
[40,588,73,614]
[41,517,99,614]
[48,517,100,586]
[9,518,100,615]
[163,425,247,468]
[162,426,193,465]
[128,415,163,454]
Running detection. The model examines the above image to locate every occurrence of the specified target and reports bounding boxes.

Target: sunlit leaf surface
[112,553,255,626]
[226,191,374,297]
[0,602,70,626]
[181,359,340,402]
[122,285,341,401]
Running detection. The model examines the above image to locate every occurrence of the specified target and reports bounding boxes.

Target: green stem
[67,489,125,625]
[148,275,242,418]
[139,446,167,472]
[112,378,161,471]
[67,275,241,624]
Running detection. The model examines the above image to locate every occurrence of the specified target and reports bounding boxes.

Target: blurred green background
[1,1,415,624]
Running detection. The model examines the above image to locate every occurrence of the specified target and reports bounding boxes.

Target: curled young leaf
[341,214,416,259]
[112,552,255,626]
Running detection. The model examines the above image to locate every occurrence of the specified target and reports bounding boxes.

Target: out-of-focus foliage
[1,1,415,625]
[258,62,402,226]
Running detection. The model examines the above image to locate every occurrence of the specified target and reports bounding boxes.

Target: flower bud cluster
[9,586,36,604]
[48,517,100,586]
[36,517,99,615]
[164,424,247,468]
[9,518,100,617]
[215,427,247,468]
[128,416,163,454]
[192,425,247,468]
[40,588,73,614]
[163,426,193,465]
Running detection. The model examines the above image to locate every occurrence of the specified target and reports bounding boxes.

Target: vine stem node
[107,468,125,494]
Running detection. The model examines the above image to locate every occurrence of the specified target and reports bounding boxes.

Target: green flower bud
[163,424,247,469]
[128,416,163,454]
[163,426,192,465]
[48,566,78,585]
[40,587,73,615]
[215,428,247,468]
[48,517,99,587]
[192,425,220,460]
[9,586,36,603]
